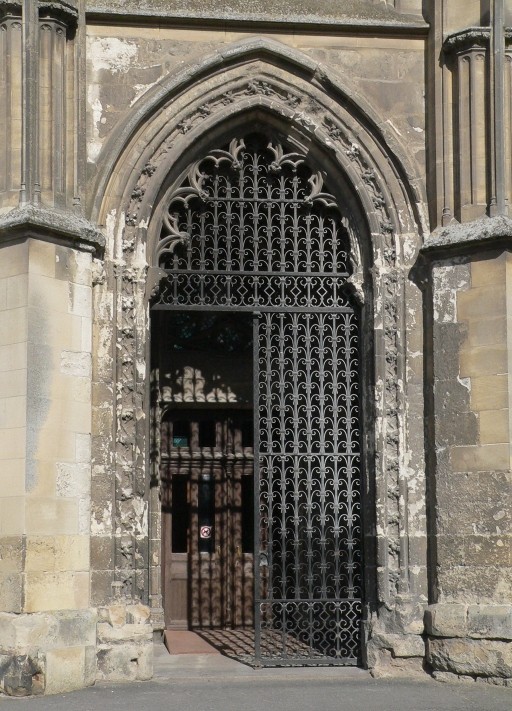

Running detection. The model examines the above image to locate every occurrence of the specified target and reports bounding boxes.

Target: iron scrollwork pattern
[155,134,362,664]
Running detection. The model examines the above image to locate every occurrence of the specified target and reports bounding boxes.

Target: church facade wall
[0,0,511,696]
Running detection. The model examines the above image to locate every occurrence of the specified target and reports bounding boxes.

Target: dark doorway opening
[158,312,254,630]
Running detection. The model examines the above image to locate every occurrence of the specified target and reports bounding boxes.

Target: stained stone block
[370,633,425,658]
[436,472,512,535]
[424,604,468,638]
[96,602,153,682]
[90,535,114,570]
[0,653,45,696]
[437,565,512,604]
[450,443,509,473]
[90,570,115,606]
[463,534,512,566]
[467,606,512,640]
[427,637,512,678]
[45,647,86,695]
[96,642,152,682]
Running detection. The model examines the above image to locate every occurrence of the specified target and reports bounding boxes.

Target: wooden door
[161,409,254,629]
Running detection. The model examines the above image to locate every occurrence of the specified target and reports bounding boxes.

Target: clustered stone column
[417,8,512,685]
[0,1,152,697]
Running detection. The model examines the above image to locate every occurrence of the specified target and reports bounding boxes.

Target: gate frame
[149,132,365,663]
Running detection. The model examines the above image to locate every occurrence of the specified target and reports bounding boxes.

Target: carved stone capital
[443,26,512,54]
[421,215,512,259]
[0,205,105,255]
[38,0,78,25]
[0,1,78,24]
[0,1,21,19]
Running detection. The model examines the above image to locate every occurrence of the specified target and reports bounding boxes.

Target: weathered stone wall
[0,238,96,696]
[85,27,426,191]
[84,5,429,651]
[424,241,512,684]
[2,0,512,698]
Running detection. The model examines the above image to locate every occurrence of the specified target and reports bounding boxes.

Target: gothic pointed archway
[91,36,427,672]
[152,132,362,664]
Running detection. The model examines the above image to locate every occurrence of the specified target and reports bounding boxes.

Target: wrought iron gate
[154,133,362,664]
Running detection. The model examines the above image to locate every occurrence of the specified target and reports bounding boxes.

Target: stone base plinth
[367,632,426,677]
[96,602,153,682]
[425,603,512,683]
[0,609,97,696]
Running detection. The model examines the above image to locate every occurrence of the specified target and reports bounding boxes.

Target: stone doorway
[152,133,363,665]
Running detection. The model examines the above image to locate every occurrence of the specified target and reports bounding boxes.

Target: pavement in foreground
[0,644,511,711]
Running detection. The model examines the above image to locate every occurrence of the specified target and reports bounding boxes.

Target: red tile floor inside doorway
[164,630,220,655]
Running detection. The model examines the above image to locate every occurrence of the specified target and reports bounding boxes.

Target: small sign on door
[200,525,212,539]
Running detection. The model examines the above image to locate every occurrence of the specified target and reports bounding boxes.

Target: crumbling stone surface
[85,0,425,25]
[0,610,97,697]
[96,603,153,682]
[366,628,426,678]
[0,653,45,697]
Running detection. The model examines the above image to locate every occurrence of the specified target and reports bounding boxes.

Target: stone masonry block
[56,463,90,498]
[436,471,512,535]
[463,534,512,566]
[427,637,512,678]
[467,606,512,640]
[60,351,92,378]
[450,444,509,473]
[470,254,506,287]
[0,609,96,651]
[370,633,425,658]
[0,612,56,650]
[96,623,152,642]
[459,345,507,378]
[68,283,92,319]
[437,565,512,604]
[424,604,468,638]
[0,537,25,573]
[467,316,507,348]
[471,375,508,412]
[96,642,152,682]
[457,285,506,322]
[0,652,45,696]
[45,646,87,695]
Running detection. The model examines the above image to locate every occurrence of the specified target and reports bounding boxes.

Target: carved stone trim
[443,26,512,54]
[38,1,78,24]
[0,1,21,17]
[421,215,512,259]
[109,65,421,623]
[0,204,105,254]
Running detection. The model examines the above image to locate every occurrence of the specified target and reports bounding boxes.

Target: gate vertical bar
[253,311,261,665]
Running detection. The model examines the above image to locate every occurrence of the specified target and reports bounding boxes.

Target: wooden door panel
[162,410,254,629]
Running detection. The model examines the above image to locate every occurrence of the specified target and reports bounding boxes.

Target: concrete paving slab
[1,643,511,710]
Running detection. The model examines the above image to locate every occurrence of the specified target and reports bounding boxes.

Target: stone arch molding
[93,37,427,250]
[93,37,429,621]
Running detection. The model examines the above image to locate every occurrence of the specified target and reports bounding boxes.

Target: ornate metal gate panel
[154,134,362,664]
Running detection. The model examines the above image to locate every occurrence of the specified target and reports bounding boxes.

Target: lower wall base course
[0,609,97,697]
[95,602,153,683]
[367,631,426,677]
[425,603,512,640]
[368,648,427,678]
[433,670,512,687]
[427,637,512,678]
[0,653,45,697]
[96,643,153,682]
